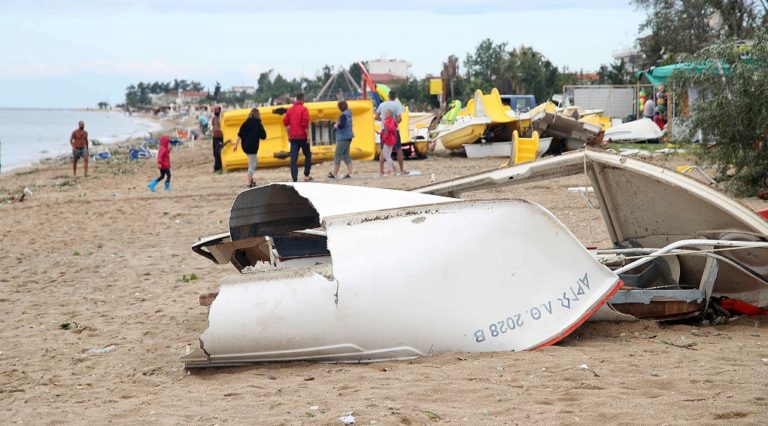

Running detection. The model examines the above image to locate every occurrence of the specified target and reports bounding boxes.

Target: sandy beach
[1,130,767,424]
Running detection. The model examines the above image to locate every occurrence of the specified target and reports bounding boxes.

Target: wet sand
[1,137,767,424]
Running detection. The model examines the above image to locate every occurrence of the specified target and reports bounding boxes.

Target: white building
[229,85,256,95]
[367,59,411,83]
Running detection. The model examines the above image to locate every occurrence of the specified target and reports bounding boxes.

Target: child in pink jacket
[148,135,172,191]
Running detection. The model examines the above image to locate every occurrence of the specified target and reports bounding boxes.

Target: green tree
[507,46,560,101]
[348,62,365,87]
[464,39,508,92]
[668,31,768,195]
[462,40,565,101]
[633,0,766,67]
[441,54,460,99]
[597,59,635,85]
[255,70,274,103]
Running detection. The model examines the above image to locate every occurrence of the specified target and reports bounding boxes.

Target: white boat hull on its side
[604,118,662,142]
[182,184,622,367]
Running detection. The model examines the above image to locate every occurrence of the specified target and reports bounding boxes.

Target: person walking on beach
[380,110,398,176]
[70,121,89,177]
[328,100,354,179]
[233,108,266,188]
[211,106,224,174]
[375,91,408,176]
[147,135,172,192]
[283,93,312,182]
[198,113,209,136]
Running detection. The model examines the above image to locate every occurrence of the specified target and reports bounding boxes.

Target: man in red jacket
[283,93,312,182]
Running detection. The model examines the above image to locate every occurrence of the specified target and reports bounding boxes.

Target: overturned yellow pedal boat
[220,100,376,171]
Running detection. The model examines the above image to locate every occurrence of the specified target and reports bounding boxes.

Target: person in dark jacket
[283,92,312,182]
[234,108,267,188]
[329,100,354,179]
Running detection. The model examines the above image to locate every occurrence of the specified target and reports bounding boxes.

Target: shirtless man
[70,121,89,177]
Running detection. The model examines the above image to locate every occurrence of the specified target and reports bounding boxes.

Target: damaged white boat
[603,118,663,142]
[182,183,622,367]
[415,149,768,321]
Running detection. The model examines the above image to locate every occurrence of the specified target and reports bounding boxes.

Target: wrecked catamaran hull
[415,149,768,320]
[182,184,622,367]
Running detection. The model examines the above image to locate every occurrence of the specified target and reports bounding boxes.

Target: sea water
[0,109,162,172]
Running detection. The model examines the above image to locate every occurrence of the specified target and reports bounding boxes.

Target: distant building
[229,85,256,95]
[575,72,600,85]
[178,91,208,104]
[367,58,411,84]
[150,93,175,106]
[612,47,642,73]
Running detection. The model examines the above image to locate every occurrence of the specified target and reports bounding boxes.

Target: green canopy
[637,62,732,86]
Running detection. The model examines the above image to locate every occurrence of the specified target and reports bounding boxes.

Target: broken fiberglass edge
[181,183,622,367]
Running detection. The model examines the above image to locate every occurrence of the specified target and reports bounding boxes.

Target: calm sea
[0,109,162,172]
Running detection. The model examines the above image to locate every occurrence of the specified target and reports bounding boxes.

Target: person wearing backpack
[234,108,267,188]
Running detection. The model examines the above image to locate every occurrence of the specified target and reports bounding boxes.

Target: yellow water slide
[474,88,515,124]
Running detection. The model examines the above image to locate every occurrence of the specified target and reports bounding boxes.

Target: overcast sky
[0,0,644,108]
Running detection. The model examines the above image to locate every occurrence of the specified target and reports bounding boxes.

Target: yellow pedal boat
[220,100,376,172]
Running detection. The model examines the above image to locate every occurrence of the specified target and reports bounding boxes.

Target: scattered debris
[656,338,698,350]
[304,376,315,381]
[88,344,116,354]
[18,187,33,202]
[579,363,600,377]
[59,321,79,330]
[682,391,723,402]
[339,413,356,425]
[198,292,218,306]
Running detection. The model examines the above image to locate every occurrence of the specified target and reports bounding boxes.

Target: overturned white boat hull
[182,184,621,367]
[604,118,662,142]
